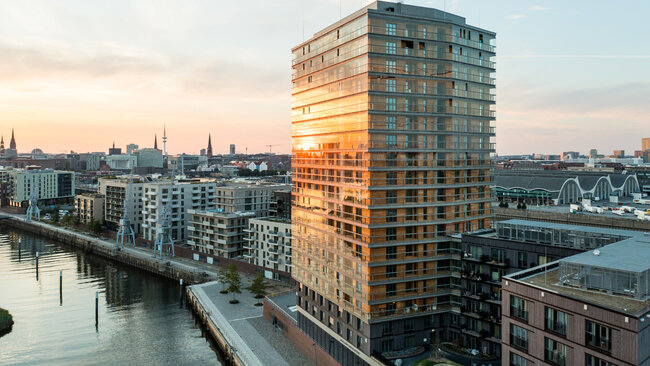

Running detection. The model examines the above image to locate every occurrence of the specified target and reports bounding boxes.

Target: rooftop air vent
[593,249,601,256]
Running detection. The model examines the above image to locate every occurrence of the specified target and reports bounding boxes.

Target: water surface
[0,226,222,366]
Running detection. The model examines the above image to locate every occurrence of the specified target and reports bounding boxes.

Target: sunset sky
[1,0,648,155]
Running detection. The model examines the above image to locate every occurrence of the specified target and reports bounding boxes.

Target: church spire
[9,128,16,150]
[154,134,158,150]
[207,134,213,157]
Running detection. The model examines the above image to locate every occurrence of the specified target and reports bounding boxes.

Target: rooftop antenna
[116,167,136,248]
[25,171,40,222]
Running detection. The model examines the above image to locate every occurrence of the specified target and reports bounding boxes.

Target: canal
[0,226,223,365]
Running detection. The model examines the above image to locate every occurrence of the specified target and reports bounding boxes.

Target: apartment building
[187,209,254,258]
[214,182,289,216]
[243,217,292,276]
[291,1,495,363]
[74,193,105,224]
[140,180,216,242]
[98,177,145,233]
[7,168,75,207]
[458,220,640,359]
[503,235,650,366]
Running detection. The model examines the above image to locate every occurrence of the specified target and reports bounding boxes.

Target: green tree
[61,213,72,226]
[226,264,241,303]
[217,266,229,293]
[250,272,267,300]
[52,210,60,223]
[88,219,102,236]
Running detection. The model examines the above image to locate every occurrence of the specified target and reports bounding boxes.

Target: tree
[61,213,72,226]
[52,210,60,223]
[88,219,102,236]
[250,272,267,302]
[217,266,229,294]
[226,264,241,304]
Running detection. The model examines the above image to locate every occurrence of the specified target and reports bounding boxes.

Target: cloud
[528,5,551,11]
[507,14,526,20]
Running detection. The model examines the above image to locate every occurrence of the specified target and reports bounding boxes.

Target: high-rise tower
[162,124,168,157]
[207,134,213,157]
[291,2,495,363]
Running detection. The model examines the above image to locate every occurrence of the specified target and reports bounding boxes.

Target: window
[386,191,397,204]
[510,324,528,351]
[386,98,396,111]
[386,209,397,222]
[386,284,396,297]
[386,135,397,148]
[386,265,397,278]
[586,320,612,353]
[386,42,397,54]
[386,246,396,260]
[386,79,396,92]
[386,116,396,129]
[385,23,396,36]
[585,353,613,366]
[510,352,530,366]
[404,319,414,331]
[517,251,528,268]
[510,295,529,322]
[544,337,567,366]
[386,60,396,73]
[386,228,397,241]
[545,307,568,336]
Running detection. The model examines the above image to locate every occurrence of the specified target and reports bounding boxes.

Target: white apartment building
[214,182,289,216]
[141,180,216,242]
[243,217,292,275]
[187,209,254,258]
[7,168,75,207]
[98,177,145,233]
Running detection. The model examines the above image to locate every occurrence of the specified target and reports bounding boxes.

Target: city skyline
[1,0,648,155]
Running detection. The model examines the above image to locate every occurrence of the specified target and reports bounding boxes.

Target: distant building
[246,161,268,172]
[503,235,650,366]
[98,177,145,233]
[243,217,292,279]
[105,154,136,170]
[495,170,640,205]
[187,209,254,258]
[75,193,105,224]
[126,143,138,155]
[229,144,235,155]
[79,153,101,171]
[588,148,598,159]
[108,142,121,156]
[643,137,650,152]
[214,182,289,216]
[613,149,625,158]
[200,148,206,156]
[561,151,580,160]
[6,169,75,207]
[140,180,216,242]
[133,148,163,168]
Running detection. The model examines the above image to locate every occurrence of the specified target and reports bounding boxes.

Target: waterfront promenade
[190,283,311,366]
[0,212,308,366]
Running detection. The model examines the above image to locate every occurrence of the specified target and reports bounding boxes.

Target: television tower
[116,168,136,248]
[162,124,168,157]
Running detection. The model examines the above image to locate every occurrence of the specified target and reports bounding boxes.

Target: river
[0,226,223,366]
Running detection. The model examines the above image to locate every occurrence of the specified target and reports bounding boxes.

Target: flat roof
[267,292,298,321]
[499,219,643,238]
[561,236,650,273]
[521,268,649,316]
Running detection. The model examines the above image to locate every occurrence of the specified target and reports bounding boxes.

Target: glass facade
[292,1,495,356]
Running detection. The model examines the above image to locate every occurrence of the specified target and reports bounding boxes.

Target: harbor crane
[25,171,40,222]
[116,168,136,248]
